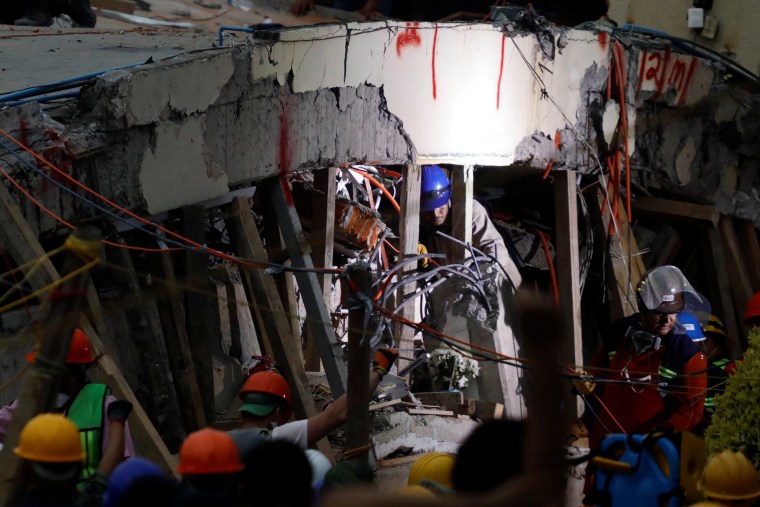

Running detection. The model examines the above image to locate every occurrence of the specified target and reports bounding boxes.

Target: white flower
[429,348,480,391]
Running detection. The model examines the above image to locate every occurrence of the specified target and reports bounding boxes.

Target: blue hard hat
[677,311,705,342]
[420,165,451,212]
[104,457,164,507]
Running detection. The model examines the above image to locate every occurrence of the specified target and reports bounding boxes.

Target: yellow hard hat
[407,452,455,489]
[14,413,85,463]
[701,450,760,501]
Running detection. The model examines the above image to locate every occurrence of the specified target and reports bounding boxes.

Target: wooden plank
[179,205,217,423]
[407,408,455,417]
[112,240,185,450]
[411,391,464,411]
[92,0,135,13]
[0,184,177,476]
[719,215,754,319]
[700,227,741,356]
[227,197,317,418]
[306,167,336,372]
[553,171,583,418]
[736,219,760,293]
[149,242,206,433]
[632,196,720,227]
[0,227,100,506]
[450,165,473,264]
[345,264,371,464]
[264,178,348,396]
[369,398,404,411]
[592,175,643,321]
[461,399,505,420]
[395,165,421,375]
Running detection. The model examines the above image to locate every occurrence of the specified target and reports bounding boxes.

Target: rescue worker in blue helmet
[418,165,522,289]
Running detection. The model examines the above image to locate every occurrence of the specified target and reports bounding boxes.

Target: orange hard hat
[744,292,760,325]
[701,450,760,501]
[26,328,95,365]
[177,428,244,476]
[238,370,292,422]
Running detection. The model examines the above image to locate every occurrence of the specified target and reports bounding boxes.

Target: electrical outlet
[688,7,704,29]
[701,15,718,39]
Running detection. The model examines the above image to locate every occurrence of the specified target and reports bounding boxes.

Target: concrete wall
[609,0,760,75]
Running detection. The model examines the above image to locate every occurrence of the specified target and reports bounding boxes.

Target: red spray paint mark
[396,22,421,57]
[636,49,696,104]
[277,106,293,206]
[431,24,438,100]
[496,33,506,110]
[598,31,608,51]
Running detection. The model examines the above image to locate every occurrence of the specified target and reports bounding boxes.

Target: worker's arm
[306,348,398,447]
[0,400,19,444]
[98,400,133,476]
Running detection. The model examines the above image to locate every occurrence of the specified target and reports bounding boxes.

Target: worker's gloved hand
[107,399,133,424]
[373,347,399,376]
[571,370,596,396]
[417,243,429,269]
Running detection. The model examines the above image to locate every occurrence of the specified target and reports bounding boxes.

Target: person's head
[678,312,706,349]
[104,458,165,507]
[452,419,525,493]
[177,428,244,497]
[420,165,451,227]
[700,449,760,507]
[636,266,701,337]
[744,292,760,331]
[239,439,313,507]
[15,413,84,491]
[227,428,267,468]
[238,370,293,428]
[26,328,96,400]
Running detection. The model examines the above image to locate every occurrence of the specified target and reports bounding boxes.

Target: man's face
[640,310,678,337]
[421,202,450,227]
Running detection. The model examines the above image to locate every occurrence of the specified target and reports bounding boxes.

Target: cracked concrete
[0,20,759,233]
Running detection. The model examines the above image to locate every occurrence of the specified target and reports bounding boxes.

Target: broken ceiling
[1,18,758,234]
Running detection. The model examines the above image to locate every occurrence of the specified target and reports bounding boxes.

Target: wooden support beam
[0,227,100,506]
[395,165,421,374]
[306,168,336,372]
[592,176,644,321]
[450,165,473,264]
[0,183,176,476]
[344,264,371,464]
[179,205,218,423]
[700,227,741,356]
[149,243,207,433]
[227,197,319,420]
[264,178,348,397]
[111,240,185,450]
[632,196,720,227]
[736,219,760,293]
[553,171,583,418]
[719,215,754,322]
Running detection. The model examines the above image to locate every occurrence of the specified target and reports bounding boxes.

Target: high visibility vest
[67,383,109,484]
